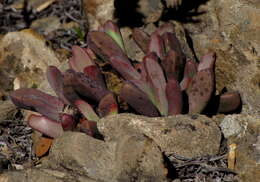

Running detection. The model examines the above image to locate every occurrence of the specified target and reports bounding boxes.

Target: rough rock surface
[82,0,115,30]
[98,114,221,158]
[184,0,260,115]
[219,114,260,181]
[0,29,61,92]
[44,131,167,182]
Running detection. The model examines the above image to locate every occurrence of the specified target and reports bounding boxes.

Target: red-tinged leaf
[132,28,150,53]
[97,93,118,117]
[62,69,81,105]
[10,88,64,121]
[47,66,70,105]
[74,72,110,102]
[143,53,168,116]
[84,47,97,60]
[75,99,100,122]
[218,91,241,113]
[61,113,76,131]
[110,56,141,81]
[148,32,165,60]
[166,78,183,115]
[154,23,175,36]
[35,136,53,157]
[134,62,148,81]
[120,82,159,117]
[162,32,185,60]
[69,45,94,72]
[187,69,215,114]
[87,31,128,62]
[79,119,99,137]
[161,50,184,81]
[83,65,106,88]
[101,20,126,52]
[198,52,216,71]
[28,114,64,138]
[180,60,198,90]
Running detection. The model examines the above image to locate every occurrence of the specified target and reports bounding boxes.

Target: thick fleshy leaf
[134,62,148,81]
[28,114,64,138]
[10,88,64,121]
[47,66,70,104]
[180,60,198,90]
[62,69,81,105]
[148,32,165,60]
[132,28,150,53]
[120,82,159,117]
[101,20,126,52]
[83,65,106,88]
[143,53,168,116]
[87,31,128,62]
[198,52,216,71]
[60,113,76,131]
[218,91,241,113]
[162,32,185,60]
[69,45,94,72]
[79,119,99,137]
[75,99,100,122]
[110,56,141,81]
[166,78,183,115]
[161,50,184,81]
[97,93,118,117]
[74,72,109,102]
[154,23,175,36]
[187,69,215,113]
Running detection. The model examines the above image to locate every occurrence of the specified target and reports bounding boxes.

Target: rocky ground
[0,0,259,182]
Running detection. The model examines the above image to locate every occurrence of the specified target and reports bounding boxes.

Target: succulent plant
[9,20,241,139]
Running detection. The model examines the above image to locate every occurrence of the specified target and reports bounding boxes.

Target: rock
[184,0,260,115]
[82,0,115,30]
[45,131,167,182]
[219,114,260,181]
[98,114,221,158]
[137,0,164,24]
[30,16,61,35]
[0,168,97,182]
[0,29,61,92]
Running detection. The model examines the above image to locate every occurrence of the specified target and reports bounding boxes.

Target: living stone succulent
[9,20,241,138]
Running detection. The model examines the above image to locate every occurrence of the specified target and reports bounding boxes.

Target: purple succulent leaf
[69,46,95,72]
[162,32,185,60]
[187,69,215,114]
[148,32,165,60]
[120,82,159,117]
[100,20,126,52]
[110,56,141,81]
[161,50,184,81]
[180,59,198,90]
[87,31,128,62]
[97,93,118,117]
[143,52,168,116]
[132,28,150,53]
[60,113,76,131]
[198,52,216,71]
[28,114,64,138]
[166,78,183,115]
[134,62,148,81]
[218,91,241,113]
[75,99,100,122]
[62,69,81,105]
[80,119,99,137]
[83,65,106,88]
[74,72,110,102]
[47,66,70,105]
[10,88,64,121]
[154,23,175,36]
